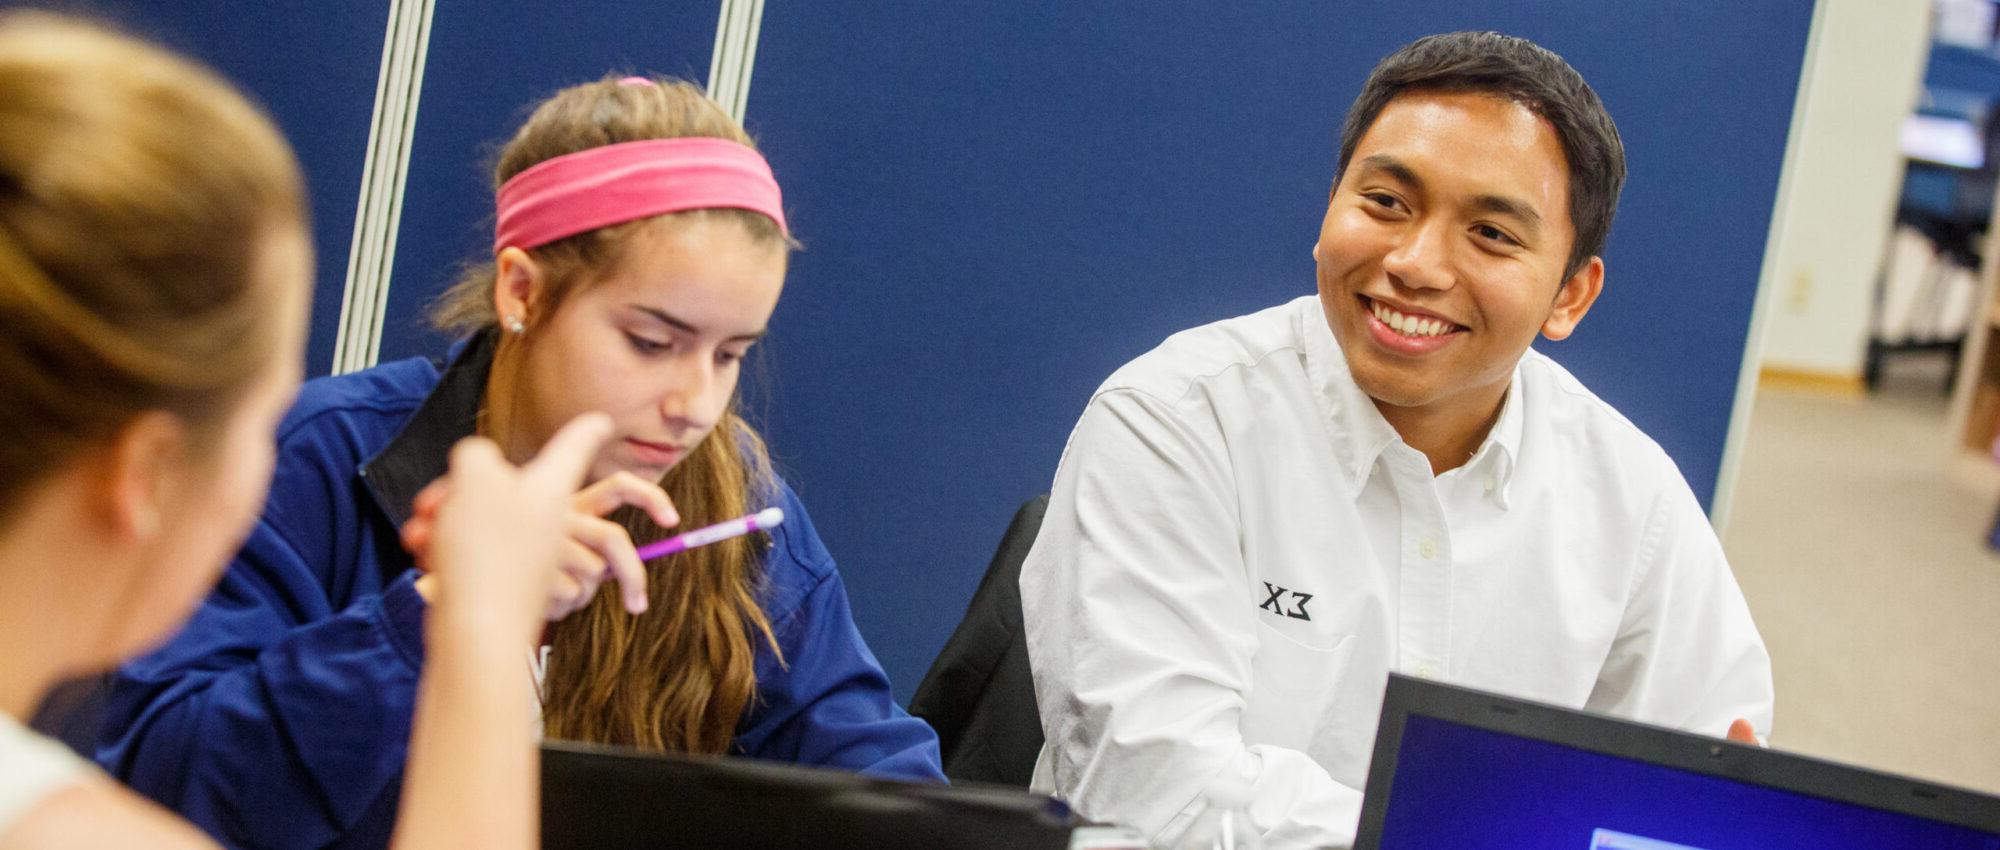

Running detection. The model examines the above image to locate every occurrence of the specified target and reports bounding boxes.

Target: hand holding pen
[403,469,783,622]
[405,469,670,620]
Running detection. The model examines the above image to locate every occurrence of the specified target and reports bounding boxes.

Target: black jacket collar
[359,331,497,528]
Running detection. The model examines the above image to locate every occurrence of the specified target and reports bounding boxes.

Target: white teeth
[1369,300,1454,338]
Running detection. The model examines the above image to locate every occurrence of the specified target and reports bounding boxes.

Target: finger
[609,544,650,616]
[410,479,448,520]
[446,435,509,478]
[524,413,615,493]
[569,515,650,615]
[547,572,585,621]
[412,573,439,604]
[559,537,605,579]
[574,471,680,529]
[556,552,604,583]
[555,538,610,614]
[438,438,512,512]
[400,516,434,566]
[1726,718,1760,745]
[563,562,607,615]
[401,515,430,548]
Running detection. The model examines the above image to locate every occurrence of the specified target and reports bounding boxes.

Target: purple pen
[634,507,785,561]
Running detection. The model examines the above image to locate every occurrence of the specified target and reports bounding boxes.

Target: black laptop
[540,740,1079,849]
[1355,674,2000,849]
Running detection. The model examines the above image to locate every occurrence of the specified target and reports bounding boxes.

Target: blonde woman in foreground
[0,13,597,849]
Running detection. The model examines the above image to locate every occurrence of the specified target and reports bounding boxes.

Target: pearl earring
[506,316,525,334]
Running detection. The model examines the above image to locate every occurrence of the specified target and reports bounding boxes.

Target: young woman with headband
[0,13,611,850]
[99,74,944,848]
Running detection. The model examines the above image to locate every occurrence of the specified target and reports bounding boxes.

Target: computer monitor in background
[1903,112,1987,170]
[1355,675,2000,850]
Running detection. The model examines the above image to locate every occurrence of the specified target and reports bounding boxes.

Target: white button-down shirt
[1020,296,1772,849]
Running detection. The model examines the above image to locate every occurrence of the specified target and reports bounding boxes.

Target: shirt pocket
[1241,620,1354,747]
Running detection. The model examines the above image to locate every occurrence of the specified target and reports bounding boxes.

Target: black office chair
[908,495,1048,788]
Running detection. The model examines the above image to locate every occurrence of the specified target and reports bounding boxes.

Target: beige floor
[1725,364,2000,795]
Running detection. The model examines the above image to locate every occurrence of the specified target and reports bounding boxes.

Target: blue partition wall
[745,2,1814,700]
[378,0,718,364]
[14,0,387,377]
[17,1,722,373]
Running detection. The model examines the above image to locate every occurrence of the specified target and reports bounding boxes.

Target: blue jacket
[97,334,944,850]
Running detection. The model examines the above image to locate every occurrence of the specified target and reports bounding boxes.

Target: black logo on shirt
[1259,582,1313,621]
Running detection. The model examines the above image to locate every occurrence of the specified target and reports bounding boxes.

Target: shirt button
[1416,664,1436,679]
[1484,476,1498,494]
[1418,539,1437,559]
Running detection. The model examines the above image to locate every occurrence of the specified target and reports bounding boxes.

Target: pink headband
[492,136,788,253]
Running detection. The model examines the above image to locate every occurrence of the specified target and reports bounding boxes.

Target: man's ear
[97,411,187,544]
[1541,256,1605,342]
[492,246,546,330]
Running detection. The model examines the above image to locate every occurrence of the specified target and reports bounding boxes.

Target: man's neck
[1372,382,1509,476]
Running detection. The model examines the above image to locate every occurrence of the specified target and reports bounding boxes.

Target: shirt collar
[360,331,497,527]
[1298,298,1400,493]
[1297,296,1524,508]
[1464,370,1523,510]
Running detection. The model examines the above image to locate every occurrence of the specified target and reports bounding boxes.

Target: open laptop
[540,740,1081,849]
[1355,674,2000,849]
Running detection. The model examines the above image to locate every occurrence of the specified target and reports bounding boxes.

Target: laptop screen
[1357,677,2000,850]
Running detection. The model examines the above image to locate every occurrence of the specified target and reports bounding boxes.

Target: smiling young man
[1019,32,1773,848]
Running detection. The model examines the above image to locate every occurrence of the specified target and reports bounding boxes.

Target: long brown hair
[430,77,787,753]
[0,12,303,525]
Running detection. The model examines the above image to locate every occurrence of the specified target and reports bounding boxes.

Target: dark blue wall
[378,0,718,364]
[743,2,1814,701]
[9,0,386,377]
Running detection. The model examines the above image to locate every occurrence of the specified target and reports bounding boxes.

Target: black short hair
[1335,31,1626,279]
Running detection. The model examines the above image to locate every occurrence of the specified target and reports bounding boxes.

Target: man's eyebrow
[1468,193,1545,237]
[1354,154,1422,190]
[1355,153,1547,238]
[628,304,766,342]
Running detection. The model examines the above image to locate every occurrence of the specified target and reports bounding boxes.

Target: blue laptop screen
[1376,714,2000,849]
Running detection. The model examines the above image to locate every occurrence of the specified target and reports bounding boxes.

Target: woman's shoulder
[0,715,89,828]
[760,478,831,578]
[0,716,209,849]
[0,777,216,850]
[755,478,842,620]
[278,354,443,444]
[264,354,448,487]
[257,354,446,529]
